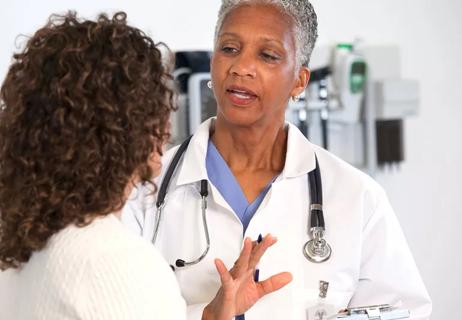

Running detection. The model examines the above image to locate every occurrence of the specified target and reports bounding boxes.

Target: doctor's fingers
[229,237,253,276]
[214,258,233,285]
[248,234,277,270]
[214,258,254,292]
[256,272,293,298]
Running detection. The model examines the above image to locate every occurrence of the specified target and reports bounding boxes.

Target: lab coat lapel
[282,122,317,178]
[175,119,211,186]
[174,118,243,222]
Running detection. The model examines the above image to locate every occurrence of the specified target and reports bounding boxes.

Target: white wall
[0,0,221,75]
[1,1,461,319]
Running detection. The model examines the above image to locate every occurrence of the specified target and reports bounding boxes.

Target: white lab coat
[122,118,431,320]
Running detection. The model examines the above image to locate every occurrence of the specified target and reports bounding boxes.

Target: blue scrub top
[206,140,276,233]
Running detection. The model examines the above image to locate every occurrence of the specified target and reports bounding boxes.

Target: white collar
[175,118,316,186]
[282,121,316,179]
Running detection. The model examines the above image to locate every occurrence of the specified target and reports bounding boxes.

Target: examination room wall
[0,1,461,319]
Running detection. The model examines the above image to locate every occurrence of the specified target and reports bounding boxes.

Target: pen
[254,234,263,282]
[236,234,263,320]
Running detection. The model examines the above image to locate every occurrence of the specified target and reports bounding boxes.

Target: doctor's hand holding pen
[202,234,292,320]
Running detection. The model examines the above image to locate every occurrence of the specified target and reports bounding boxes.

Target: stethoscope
[152,136,332,269]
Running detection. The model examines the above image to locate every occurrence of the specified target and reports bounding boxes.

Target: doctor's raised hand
[204,235,292,319]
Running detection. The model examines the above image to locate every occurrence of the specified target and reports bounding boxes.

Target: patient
[0,12,290,319]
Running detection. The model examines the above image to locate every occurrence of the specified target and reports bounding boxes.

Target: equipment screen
[199,79,217,121]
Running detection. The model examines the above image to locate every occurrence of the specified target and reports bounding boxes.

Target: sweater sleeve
[78,243,186,320]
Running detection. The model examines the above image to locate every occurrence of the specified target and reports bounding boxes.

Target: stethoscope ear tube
[156,136,193,208]
[200,179,209,197]
[175,184,210,268]
[153,136,192,245]
[152,136,211,269]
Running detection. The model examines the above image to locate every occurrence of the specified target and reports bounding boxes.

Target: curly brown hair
[0,11,174,269]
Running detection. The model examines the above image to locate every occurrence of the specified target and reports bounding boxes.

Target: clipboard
[336,304,410,319]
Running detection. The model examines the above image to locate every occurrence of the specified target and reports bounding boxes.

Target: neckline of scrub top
[206,140,277,232]
[174,118,316,187]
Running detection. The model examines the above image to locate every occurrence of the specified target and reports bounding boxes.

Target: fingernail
[267,234,277,241]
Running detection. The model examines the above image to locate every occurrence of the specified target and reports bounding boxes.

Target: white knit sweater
[7,214,186,320]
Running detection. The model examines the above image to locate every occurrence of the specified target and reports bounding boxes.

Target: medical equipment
[327,44,368,168]
[171,51,215,145]
[371,78,419,166]
[152,137,332,269]
[286,43,420,173]
[187,72,217,134]
[153,136,210,268]
[171,51,217,145]
[330,43,367,124]
[360,46,420,169]
[286,66,333,150]
[337,304,410,319]
[310,67,331,150]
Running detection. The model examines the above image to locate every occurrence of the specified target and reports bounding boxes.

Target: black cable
[308,156,325,229]
[156,136,193,207]
[321,117,329,150]
[314,157,323,205]
[200,179,208,197]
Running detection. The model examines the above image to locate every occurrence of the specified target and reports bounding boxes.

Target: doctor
[123,0,432,319]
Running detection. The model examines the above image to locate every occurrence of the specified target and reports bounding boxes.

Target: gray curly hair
[214,0,318,68]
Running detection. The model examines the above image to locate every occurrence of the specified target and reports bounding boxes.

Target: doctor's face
[211,4,303,127]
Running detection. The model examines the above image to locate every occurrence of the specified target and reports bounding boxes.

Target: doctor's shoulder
[310,144,390,218]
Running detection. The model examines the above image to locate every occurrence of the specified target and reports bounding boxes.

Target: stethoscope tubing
[151,136,331,268]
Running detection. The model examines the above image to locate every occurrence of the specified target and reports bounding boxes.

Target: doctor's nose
[229,52,257,79]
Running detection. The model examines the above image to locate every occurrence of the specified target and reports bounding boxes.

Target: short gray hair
[214,0,318,68]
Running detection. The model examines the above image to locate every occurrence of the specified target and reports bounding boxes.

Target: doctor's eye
[220,45,239,54]
[260,51,281,63]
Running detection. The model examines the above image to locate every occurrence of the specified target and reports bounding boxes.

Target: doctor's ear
[291,66,310,98]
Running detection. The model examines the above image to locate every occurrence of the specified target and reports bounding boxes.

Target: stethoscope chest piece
[303,237,332,263]
[303,225,332,263]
